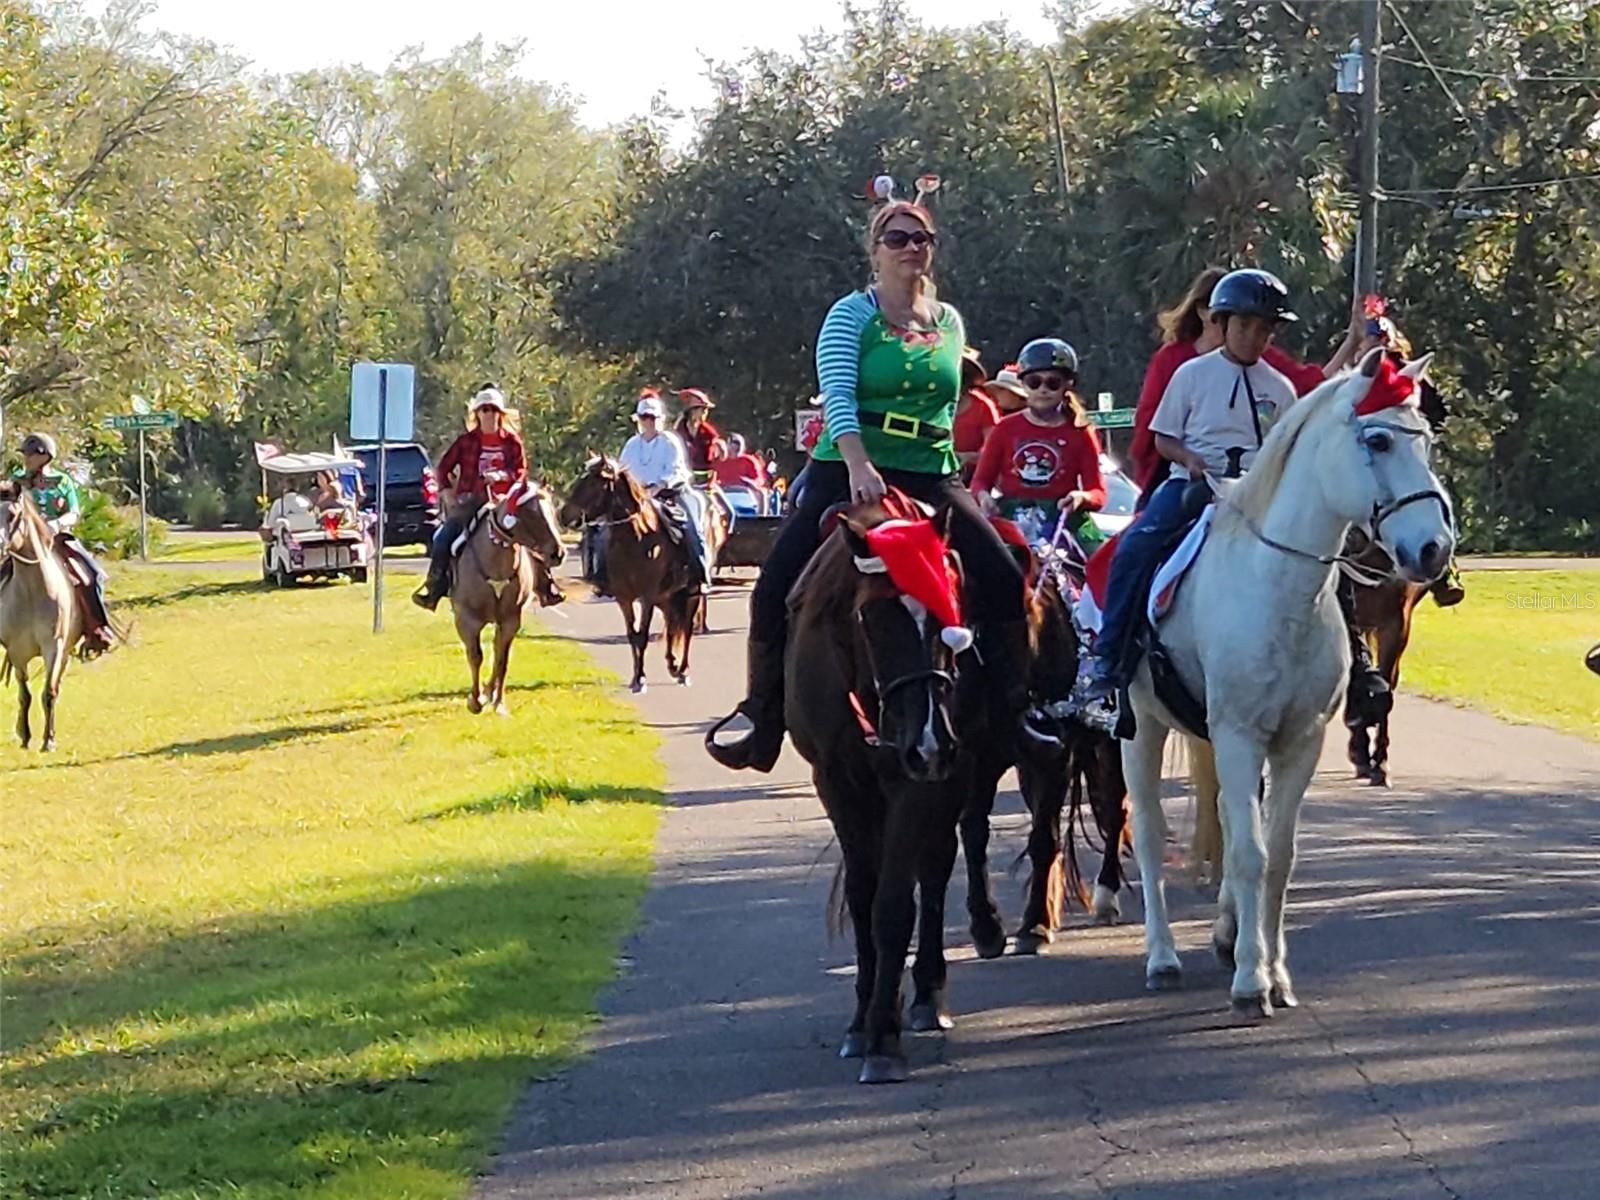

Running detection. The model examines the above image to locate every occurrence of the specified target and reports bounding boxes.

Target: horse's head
[559,455,631,528]
[1318,348,1456,584]
[499,480,565,566]
[839,504,964,784]
[0,481,36,559]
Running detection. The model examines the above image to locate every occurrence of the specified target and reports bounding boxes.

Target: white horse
[1125,348,1453,1019]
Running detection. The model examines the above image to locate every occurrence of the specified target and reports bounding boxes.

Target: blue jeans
[1095,478,1210,685]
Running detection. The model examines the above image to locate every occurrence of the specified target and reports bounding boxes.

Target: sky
[139,0,1081,131]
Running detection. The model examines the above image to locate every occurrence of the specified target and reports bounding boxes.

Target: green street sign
[104,412,179,431]
[1088,409,1136,429]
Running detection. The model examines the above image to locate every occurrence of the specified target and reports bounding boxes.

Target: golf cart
[258,448,374,586]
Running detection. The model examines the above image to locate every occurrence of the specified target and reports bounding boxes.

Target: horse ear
[841,516,872,560]
[931,504,954,543]
[1400,352,1434,384]
[1358,345,1386,378]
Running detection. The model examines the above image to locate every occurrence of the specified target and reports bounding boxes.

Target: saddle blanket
[1074,506,1214,635]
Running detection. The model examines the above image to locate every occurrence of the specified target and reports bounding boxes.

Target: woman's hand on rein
[847,459,888,504]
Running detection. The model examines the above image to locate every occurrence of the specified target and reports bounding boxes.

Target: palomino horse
[785,501,971,1084]
[1123,349,1453,1019]
[958,562,1129,959]
[558,457,722,693]
[1343,530,1427,787]
[0,485,80,750]
[449,480,566,715]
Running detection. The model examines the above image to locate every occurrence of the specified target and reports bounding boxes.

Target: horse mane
[4,489,55,555]
[1215,370,1350,533]
[607,461,659,532]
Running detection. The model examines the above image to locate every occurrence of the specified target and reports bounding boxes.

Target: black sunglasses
[877,229,938,250]
[1022,372,1071,392]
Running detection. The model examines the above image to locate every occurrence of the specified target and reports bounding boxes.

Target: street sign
[104,412,178,431]
[1088,409,1136,429]
[350,362,415,441]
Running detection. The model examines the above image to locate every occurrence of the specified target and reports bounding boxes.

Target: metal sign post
[374,368,388,634]
[349,362,415,636]
[104,410,176,561]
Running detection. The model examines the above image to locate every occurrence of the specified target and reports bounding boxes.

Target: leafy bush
[77,490,168,560]
[178,479,227,530]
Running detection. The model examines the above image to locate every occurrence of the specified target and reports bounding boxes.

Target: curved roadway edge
[474,572,1600,1200]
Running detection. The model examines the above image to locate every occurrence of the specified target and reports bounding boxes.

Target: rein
[1223,418,1452,582]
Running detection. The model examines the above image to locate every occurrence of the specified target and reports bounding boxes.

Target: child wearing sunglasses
[972,337,1107,551]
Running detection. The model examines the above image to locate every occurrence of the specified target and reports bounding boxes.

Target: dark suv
[350,442,441,549]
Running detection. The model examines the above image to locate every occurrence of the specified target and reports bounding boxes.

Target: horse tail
[1061,746,1091,911]
[826,857,850,942]
[1187,735,1224,885]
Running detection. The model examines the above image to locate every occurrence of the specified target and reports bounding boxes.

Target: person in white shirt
[1087,268,1301,702]
[619,392,712,587]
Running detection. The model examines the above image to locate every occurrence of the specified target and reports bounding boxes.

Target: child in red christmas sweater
[971,337,1106,550]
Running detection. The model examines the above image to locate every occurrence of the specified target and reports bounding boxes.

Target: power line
[1381,171,1600,197]
[1384,54,1600,86]
[1384,2,1477,130]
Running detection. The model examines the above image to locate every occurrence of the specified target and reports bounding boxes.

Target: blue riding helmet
[1208,269,1299,323]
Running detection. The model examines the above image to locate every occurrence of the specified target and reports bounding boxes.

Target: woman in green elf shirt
[706,189,1027,772]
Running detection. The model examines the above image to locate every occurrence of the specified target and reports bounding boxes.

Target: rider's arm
[436,436,468,505]
[1149,374,1207,479]
[1131,343,1187,490]
[815,291,879,446]
[51,473,82,531]
[1153,433,1207,480]
[969,418,1008,497]
[660,433,692,490]
[506,434,527,483]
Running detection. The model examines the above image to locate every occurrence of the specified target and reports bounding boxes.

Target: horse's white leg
[1211,726,1272,1016]
[491,615,520,716]
[1123,712,1179,988]
[40,641,67,752]
[1261,731,1321,1009]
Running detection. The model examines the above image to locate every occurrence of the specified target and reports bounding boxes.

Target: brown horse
[558,457,721,693]
[0,485,80,750]
[1342,535,1427,787]
[448,481,566,715]
[958,561,1129,958]
[785,500,970,1085]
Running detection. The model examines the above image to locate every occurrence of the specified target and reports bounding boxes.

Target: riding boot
[705,638,786,772]
[412,547,452,611]
[75,586,114,655]
[1339,578,1391,725]
[1429,561,1465,608]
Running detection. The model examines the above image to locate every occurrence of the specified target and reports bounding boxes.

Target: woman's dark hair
[1156,266,1229,345]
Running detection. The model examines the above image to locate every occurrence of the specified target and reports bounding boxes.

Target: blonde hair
[1157,266,1229,345]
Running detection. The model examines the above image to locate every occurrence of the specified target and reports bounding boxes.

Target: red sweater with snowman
[971,410,1106,508]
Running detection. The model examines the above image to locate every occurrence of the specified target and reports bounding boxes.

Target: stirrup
[704,705,781,772]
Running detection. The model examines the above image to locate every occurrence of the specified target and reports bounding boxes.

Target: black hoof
[1146,966,1183,991]
[908,1002,953,1033]
[1013,928,1050,956]
[1368,770,1389,788]
[971,923,1007,961]
[859,1054,909,1084]
[1213,938,1236,969]
[1231,993,1273,1022]
[838,1031,868,1059]
[1270,984,1299,1010]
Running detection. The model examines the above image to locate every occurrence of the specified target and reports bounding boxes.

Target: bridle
[849,608,957,746]
[1230,416,1453,581]
[471,483,562,583]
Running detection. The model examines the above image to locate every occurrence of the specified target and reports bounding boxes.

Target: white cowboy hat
[981,368,1028,404]
[471,387,509,413]
[634,395,666,420]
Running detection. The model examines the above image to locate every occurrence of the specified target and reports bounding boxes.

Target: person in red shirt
[675,389,726,474]
[714,433,768,494]
[972,338,1106,550]
[1129,266,1365,496]
[413,386,528,611]
[953,347,1000,484]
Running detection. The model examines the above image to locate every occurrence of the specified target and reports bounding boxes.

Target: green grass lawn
[153,531,263,563]
[1,568,663,1199]
[1404,568,1600,741]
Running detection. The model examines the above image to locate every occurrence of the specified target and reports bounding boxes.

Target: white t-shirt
[1149,348,1298,480]
[619,430,690,490]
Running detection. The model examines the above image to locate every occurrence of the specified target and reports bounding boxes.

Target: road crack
[1307,1004,1464,1200]
[1073,1077,1136,1199]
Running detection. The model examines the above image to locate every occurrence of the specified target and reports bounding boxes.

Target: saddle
[654,490,688,545]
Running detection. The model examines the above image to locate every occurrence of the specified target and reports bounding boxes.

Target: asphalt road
[475,572,1600,1200]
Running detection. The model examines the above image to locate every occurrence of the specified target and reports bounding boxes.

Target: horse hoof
[858,1054,909,1085]
[630,681,646,694]
[1231,993,1273,1022]
[838,1032,868,1059]
[40,740,54,753]
[467,696,483,714]
[494,703,511,718]
[908,1002,953,1033]
[1368,770,1389,788]
[1091,884,1121,925]
[1146,966,1183,991]
[677,674,691,687]
[1270,984,1299,1010]
[1013,928,1050,956]
[971,927,1007,961]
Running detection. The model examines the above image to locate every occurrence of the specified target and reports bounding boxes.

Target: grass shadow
[116,579,265,611]
[418,779,663,821]
[3,857,653,1198]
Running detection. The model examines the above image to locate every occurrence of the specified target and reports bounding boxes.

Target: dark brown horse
[958,562,1129,958]
[559,456,718,693]
[786,501,971,1085]
[1343,539,1428,787]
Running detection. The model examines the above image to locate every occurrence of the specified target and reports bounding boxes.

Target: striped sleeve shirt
[815,290,881,442]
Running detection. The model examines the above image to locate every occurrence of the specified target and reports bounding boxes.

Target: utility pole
[1354,0,1382,303]
[1043,61,1071,205]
